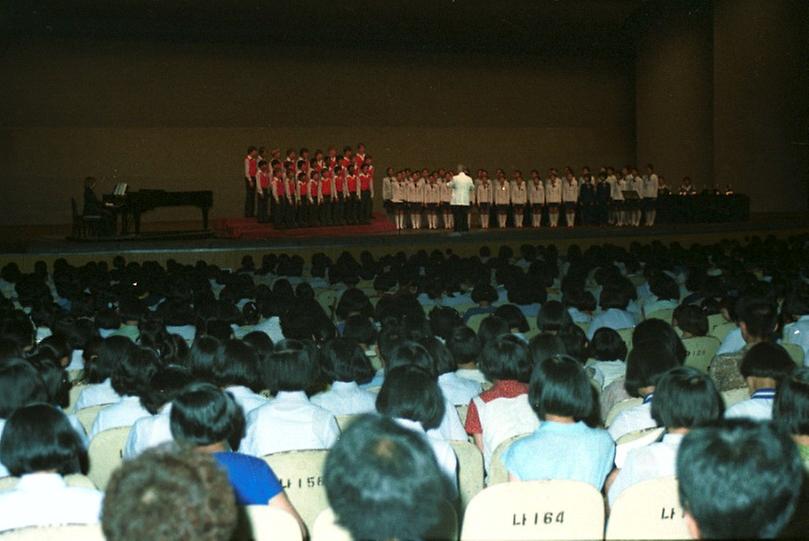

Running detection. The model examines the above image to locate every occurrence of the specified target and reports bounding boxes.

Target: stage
[0,212,808,272]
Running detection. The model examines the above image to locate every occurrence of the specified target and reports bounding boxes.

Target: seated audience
[311,337,377,415]
[74,336,131,411]
[465,334,538,468]
[323,414,448,541]
[536,300,573,335]
[170,382,305,531]
[446,325,486,384]
[585,327,628,390]
[587,284,636,340]
[423,336,482,406]
[608,340,683,441]
[725,342,795,420]
[240,339,339,456]
[676,420,804,539]
[102,444,238,541]
[0,404,102,532]
[672,304,709,338]
[773,367,809,469]
[211,339,267,414]
[607,367,722,505]
[782,287,809,360]
[503,355,615,489]
[90,347,159,437]
[376,365,459,500]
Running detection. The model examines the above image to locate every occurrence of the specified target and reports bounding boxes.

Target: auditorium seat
[0,524,105,540]
[312,501,458,541]
[262,450,329,530]
[460,480,604,541]
[781,342,805,366]
[335,415,357,431]
[682,336,721,373]
[604,398,643,428]
[606,476,689,540]
[75,405,105,435]
[706,313,728,334]
[87,427,130,490]
[465,314,488,333]
[645,309,674,324]
[616,328,635,353]
[614,427,665,469]
[65,384,87,414]
[721,388,751,409]
[449,440,484,511]
[709,321,737,343]
[486,434,530,486]
[455,404,469,425]
[235,506,302,541]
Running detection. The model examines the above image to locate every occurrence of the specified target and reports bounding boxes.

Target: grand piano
[103,189,213,235]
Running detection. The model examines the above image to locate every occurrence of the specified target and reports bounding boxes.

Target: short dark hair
[599,284,630,310]
[262,339,318,392]
[529,355,593,421]
[558,324,588,364]
[677,420,803,539]
[477,315,510,349]
[736,296,778,340]
[429,307,463,341]
[649,273,680,301]
[471,284,498,304]
[102,445,238,541]
[140,365,193,415]
[774,367,809,435]
[624,340,683,397]
[528,333,566,365]
[385,340,437,377]
[189,335,221,382]
[479,334,531,382]
[536,300,573,333]
[632,319,687,363]
[589,327,627,361]
[88,336,135,384]
[0,403,85,476]
[651,367,723,429]
[170,382,245,450]
[319,338,375,384]
[421,336,456,375]
[212,339,260,389]
[376,365,445,430]
[494,304,529,333]
[446,326,480,366]
[342,314,378,346]
[324,414,447,541]
[111,347,160,397]
[740,342,795,381]
[673,304,709,336]
[0,358,48,418]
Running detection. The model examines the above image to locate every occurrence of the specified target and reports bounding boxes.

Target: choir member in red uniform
[256,160,271,223]
[319,168,335,226]
[358,162,374,224]
[243,146,258,217]
[340,146,353,170]
[334,166,347,225]
[271,167,288,229]
[345,165,360,225]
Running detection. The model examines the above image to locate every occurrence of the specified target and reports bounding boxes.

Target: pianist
[83,176,113,235]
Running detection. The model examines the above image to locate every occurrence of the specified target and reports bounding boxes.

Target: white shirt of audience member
[607,432,683,506]
[716,327,745,356]
[607,395,656,442]
[89,395,151,439]
[74,378,120,412]
[0,473,103,532]
[239,391,339,457]
[394,418,459,501]
[724,388,775,421]
[437,372,483,406]
[310,381,377,416]
[123,403,172,461]
[783,314,809,363]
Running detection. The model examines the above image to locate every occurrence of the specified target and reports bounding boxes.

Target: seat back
[710,321,737,343]
[614,427,665,469]
[235,506,302,541]
[335,415,357,431]
[461,480,605,540]
[87,427,130,490]
[455,404,469,426]
[312,502,457,541]
[65,384,87,414]
[721,388,751,409]
[682,336,721,373]
[604,398,643,428]
[450,440,485,512]
[606,476,689,540]
[616,328,634,353]
[645,309,674,323]
[707,313,728,333]
[466,313,488,333]
[487,434,530,486]
[0,524,104,540]
[316,290,338,319]
[263,450,329,530]
[782,342,805,366]
[75,405,105,434]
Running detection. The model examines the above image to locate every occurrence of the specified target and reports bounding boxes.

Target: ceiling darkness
[4,1,647,55]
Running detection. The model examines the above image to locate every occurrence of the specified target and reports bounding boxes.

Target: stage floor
[1,212,808,272]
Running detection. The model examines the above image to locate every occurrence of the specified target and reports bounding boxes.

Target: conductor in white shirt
[447,164,475,233]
